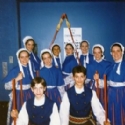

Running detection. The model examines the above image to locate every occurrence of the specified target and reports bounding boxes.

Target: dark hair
[25,39,35,46]
[65,43,74,49]
[41,52,52,59]
[31,77,46,88]
[111,43,122,52]
[52,45,61,52]
[18,50,29,58]
[80,40,89,47]
[72,65,86,76]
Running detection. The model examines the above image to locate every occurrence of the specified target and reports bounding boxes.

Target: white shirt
[59,86,106,125]
[12,95,60,125]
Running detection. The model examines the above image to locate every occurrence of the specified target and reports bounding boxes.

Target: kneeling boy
[11,77,60,125]
[60,65,110,125]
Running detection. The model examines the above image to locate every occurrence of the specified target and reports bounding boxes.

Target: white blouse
[59,86,106,125]
[12,95,60,125]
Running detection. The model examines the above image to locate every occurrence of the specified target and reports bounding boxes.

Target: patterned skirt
[45,87,61,110]
[108,86,125,125]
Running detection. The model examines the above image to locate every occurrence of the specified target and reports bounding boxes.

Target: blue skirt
[16,88,34,111]
[45,87,61,110]
[7,88,34,125]
[108,86,125,125]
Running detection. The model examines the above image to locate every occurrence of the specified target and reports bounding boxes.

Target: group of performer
[3,35,125,125]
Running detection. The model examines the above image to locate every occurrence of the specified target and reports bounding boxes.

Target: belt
[69,115,91,124]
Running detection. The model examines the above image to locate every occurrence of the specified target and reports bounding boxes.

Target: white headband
[40,49,52,58]
[40,49,52,68]
[50,43,61,51]
[110,42,124,75]
[50,43,62,68]
[110,42,124,54]
[22,36,33,47]
[65,42,75,49]
[81,40,90,46]
[92,44,104,54]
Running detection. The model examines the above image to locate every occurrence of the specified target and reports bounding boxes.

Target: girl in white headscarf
[107,42,125,125]
[23,36,41,71]
[3,48,35,125]
[39,49,65,110]
[51,43,62,70]
[62,43,78,90]
[80,40,94,68]
[85,44,111,106]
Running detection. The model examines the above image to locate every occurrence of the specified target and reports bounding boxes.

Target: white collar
[44,65,52,68]
[94,58,103,63]
[34,95,45,106]
[115,57,122,63]
[82,53,88,56]
[75,85,84,94]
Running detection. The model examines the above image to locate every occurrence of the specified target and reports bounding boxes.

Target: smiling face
[65,44,74,56]
[93,47,102,61]
[52,45,60,57]
[80,42,89,54]
[31,83,46,100]
[42,52,52,67]
[19,51,29,66]
[25,40,35,52]
[111,46,122,62]
[73,72,86,89]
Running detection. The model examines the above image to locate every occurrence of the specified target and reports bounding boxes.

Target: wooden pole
[12,79,16,125]
[49,13,80,65]
[20,80,23,106]
[36,71,39,77]
[95,71,100,98]
[104,74,107,122]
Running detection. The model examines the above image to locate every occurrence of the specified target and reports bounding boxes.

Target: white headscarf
[23,36,33,47]
[22,36,38,62]
[16,48,34,79]
[92,44,105,61]
[65,42,79,63]
[40,49,52,68]
[50,43,62,68]
[65,42,75,50]
[110,42,124,75]
[80,40,90,65]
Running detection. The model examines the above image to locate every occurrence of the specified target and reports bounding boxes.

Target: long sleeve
[5,81,12,90]
[59,92,70,125]
[91,90,105,125]
[50,103,61,125]
[12,102,28,125]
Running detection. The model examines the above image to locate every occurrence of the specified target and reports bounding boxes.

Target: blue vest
[26,96,54,125]
[67,86,92,117]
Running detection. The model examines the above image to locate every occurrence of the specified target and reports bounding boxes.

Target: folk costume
[40,49,65,109]
[51,43,62,70]
[23,36,41,71]
[80,53,93,68]
[62,43,78,90]
[85,44,111,106]
[79,40,94,68]
[60,85,106,125]
[3,48,35,125]
[107,43,125,125]
[12,95,60,125]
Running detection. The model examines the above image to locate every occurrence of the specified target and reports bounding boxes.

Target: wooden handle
[12,79,16,125]
[104,74,107,122]
[95,71,100,98]
[20,80,23,106]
